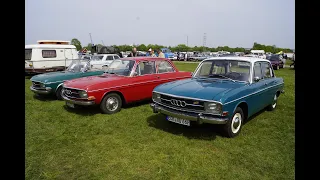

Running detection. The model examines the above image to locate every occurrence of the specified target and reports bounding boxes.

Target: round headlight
[79,91,88,98]
[152,92,161,103]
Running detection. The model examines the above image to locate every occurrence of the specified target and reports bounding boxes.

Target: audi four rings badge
[170,99,187,107]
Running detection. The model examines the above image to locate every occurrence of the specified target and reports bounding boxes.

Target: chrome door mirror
[254,76,260,82]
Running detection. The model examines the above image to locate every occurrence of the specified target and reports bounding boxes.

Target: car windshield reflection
[104,59,135,76]
[194,60,251,82]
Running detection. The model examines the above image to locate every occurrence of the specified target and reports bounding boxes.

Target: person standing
[149,48,157,57]
[157,49,165,58]
[127,47,138,57]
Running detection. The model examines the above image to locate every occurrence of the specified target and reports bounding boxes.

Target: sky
[25,0,295,49]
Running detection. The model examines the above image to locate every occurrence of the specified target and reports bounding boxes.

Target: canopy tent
[276,51,283,54]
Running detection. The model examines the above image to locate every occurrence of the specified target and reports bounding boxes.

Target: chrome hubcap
[233,117,240,129]
[231,113,242,134]
[272,95,277,108]
[106,97,118,111]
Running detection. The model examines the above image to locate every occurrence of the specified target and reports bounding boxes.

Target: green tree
[71,38,82,51]
[137,44,147,51]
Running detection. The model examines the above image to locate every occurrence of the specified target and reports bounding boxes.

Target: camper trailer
[25,40,79,75]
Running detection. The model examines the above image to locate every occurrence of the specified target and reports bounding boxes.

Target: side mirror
[191,72,194,76]
[254,76,260,82]
[133,72,138,76]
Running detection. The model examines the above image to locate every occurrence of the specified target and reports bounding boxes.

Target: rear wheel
[223,107,243,138]
[100,93,122,114]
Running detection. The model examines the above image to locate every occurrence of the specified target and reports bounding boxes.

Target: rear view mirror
[254,76,260,82]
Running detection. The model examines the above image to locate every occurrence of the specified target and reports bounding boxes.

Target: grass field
[25,62,295,180]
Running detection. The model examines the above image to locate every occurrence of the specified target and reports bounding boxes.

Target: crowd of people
[127,47,165,58]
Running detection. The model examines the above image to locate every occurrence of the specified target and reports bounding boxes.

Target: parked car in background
[161,48,175,59]
[30,59,104,99]
[61,57,193,114]
[150,57,284,138]
[90,54,120,70]
[266,55,284,70]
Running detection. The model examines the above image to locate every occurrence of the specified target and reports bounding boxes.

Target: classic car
[30,59,104,99]
[90,54,120,70]
[61,57,193,114]
[150,56,284,138]
[266,55,284,70]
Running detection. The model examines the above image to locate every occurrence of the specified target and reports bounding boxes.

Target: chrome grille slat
[62,87,81,98]
[160,94,205,111]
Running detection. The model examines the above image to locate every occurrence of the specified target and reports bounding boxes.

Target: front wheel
[100,93,122,114]
[267,94,278,111]
[223,107,243,138]
[56,86,63,100]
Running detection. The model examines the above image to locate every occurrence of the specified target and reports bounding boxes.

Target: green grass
[25,62,295,180]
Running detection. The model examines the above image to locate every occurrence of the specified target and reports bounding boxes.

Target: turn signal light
[87,96,96,100]
[222,111,228,116]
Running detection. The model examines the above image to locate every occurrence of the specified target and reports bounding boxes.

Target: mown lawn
[25,62,295,180]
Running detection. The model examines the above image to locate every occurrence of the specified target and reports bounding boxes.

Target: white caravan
[25,40,79,74]
[250,50,266,59]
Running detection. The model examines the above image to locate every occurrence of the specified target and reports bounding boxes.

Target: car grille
[159,94,205,112]
[32,81,43,89]
[62,87,81,98]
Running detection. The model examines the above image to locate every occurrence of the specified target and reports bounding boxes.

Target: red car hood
[63,74,127,90]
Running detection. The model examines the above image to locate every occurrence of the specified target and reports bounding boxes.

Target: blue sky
[25,0,295,49]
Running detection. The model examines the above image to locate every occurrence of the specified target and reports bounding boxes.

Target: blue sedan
[150,56,284,138]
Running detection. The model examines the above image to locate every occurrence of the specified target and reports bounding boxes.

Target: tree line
[71,38,293,54]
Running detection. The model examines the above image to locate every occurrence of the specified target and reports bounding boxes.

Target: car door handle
[156,76,160,79]
[264,83,268,85]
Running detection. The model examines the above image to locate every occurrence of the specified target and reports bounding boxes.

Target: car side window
[156,61,175,73]
[106,56,114,60]
[114,56,119,59]
[135,61,156,75]
[261,62,274,78]
[253,62,263,80]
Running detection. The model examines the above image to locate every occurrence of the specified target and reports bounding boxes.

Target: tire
[100,93,122,114]
[267,93,278,111]
[223,107,244,138]
[275,65,279,70]
[56,86,63,100]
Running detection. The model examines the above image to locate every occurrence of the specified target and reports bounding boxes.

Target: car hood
[30,71,82,83]
[154,78,247,102]
[63,73,126,91]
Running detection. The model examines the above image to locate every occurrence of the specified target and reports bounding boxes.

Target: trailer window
[25,49,32,60]
[42,50,57,58]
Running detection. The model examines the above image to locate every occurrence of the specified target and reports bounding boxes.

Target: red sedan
[61,57,192,114]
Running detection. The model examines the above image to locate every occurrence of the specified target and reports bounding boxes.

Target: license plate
[166,116,190,126]
[66,102,75,108]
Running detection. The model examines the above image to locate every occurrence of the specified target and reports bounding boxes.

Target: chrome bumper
[61,93,95,106]
[150,103,228,125]
[30,86,52,94]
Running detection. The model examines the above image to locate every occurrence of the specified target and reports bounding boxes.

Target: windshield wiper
[209,74,235,82]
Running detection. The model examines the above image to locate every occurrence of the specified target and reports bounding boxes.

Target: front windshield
[104,59,135,76]
[67,60,89,72]
[91,55,104,61]
[194,60,251,82]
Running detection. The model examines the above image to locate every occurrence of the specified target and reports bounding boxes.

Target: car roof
[204,56,270,63]
[120,57,169,61]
